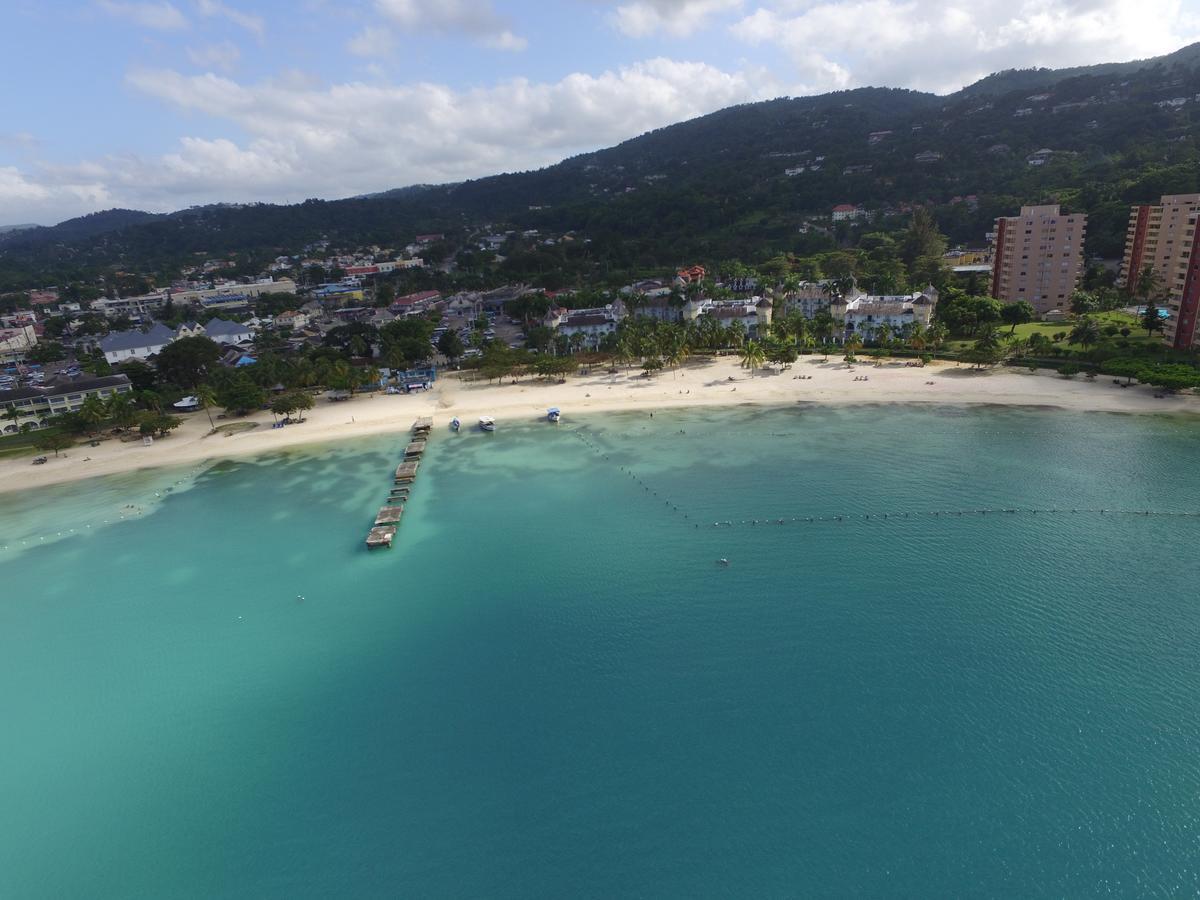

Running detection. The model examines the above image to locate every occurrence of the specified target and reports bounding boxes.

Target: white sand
[2,357,1196,495]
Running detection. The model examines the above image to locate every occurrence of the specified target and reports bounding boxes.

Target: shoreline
[2,357,1197,496]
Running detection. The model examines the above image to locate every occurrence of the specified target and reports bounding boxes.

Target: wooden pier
[365,525,397,549]
[375,505,404,526]
[364,420,432,549]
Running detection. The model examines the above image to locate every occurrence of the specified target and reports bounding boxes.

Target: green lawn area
[0,427,73,460]
[951,311,1161,353]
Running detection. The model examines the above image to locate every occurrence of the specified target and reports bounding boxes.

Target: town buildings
[545,307,621,349]
[0,374,133,430]
[988,205,1086,313]
[832,290,937,340]
[0,324,38,365]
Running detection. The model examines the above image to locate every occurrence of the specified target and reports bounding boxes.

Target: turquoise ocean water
[2,404,1199,897]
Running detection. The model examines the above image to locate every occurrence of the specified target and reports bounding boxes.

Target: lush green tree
[116,359,158,392]
[155,336,221,389]
[1069,291,1100,316]
[641,357,664,377]
[216,375,266,415]
[1138,363,1200,392]
[27,341,66,364]
[1141,304,1165,338]
[1099,357,1146,384]
[35,433,75,457]
[437,329,465,362]
[1000,301,1035,334]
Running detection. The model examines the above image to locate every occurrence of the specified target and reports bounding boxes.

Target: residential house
[98,324,176,364]
[203,318,255,345]
[274,310,310,331]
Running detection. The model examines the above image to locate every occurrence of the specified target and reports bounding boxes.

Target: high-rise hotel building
[989,205,1086,314]
[1119,194,1200,349]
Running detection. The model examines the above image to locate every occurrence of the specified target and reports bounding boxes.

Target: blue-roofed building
[98,324,176,364]
[203,318,255,345]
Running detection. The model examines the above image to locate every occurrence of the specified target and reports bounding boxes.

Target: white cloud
[375,0,527,48]
[731,0,1200,94]
[195,0,264,37]
[97,0,189,30]
[482,29,529,51]
[186,40,241,71]
[611,0,742,37]
[0,59,777,222]
[346,25,395,57]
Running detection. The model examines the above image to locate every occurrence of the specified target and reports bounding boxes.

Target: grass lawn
[0,426,74,460]
[950,311,1162,353]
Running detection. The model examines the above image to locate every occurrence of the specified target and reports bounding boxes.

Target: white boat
[478,416,496,432]
[547,407,561,423]
[450,416,461,431]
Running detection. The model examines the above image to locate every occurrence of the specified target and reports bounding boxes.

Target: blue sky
[2,0,1199,224]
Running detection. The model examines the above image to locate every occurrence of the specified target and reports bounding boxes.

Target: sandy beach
[2,355,1197,495]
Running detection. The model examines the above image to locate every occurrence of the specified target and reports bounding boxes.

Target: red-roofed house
[390,290,442,314]
[832,204,866,222]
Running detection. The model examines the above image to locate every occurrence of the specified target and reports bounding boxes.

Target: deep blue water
[2,405,1199,897]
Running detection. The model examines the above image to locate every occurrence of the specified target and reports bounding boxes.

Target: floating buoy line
[568,427,1200,531]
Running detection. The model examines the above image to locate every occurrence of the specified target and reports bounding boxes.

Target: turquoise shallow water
[2,405,1199,897]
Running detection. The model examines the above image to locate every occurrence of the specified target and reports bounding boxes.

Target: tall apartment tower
[988,204,1086,313]
[1162,209,1200,349]
[1120,194,1200,289]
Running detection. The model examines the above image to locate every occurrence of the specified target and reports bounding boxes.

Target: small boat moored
[479,416,496,432]
[547,407,561,423]
[450,416,461,432]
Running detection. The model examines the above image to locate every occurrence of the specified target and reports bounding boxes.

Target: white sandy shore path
[2,356,1197,495]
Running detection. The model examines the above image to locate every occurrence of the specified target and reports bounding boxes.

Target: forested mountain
[3,43,1200,292]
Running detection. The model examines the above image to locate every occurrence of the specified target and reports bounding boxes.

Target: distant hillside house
[832,204,866,222]
[99,324,176,364]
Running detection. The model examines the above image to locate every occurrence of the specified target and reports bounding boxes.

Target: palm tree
[1069,316,1101,350]
[77,396,107,436]
[974,326,1003,352]
[843,332,863,363]
[105,391,137,430]
[740,340,766,373]
[909,323,928,355]
[195,383,218,429]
